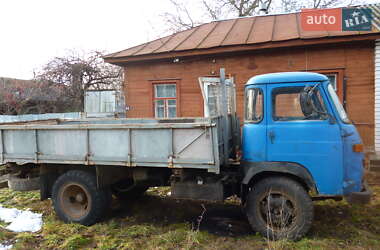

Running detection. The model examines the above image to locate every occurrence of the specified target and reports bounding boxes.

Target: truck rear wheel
[52,170,111,226]
[245,176,313,240]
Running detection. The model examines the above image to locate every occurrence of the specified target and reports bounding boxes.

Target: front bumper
[344,182,372,205]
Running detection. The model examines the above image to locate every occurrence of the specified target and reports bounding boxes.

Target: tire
[52,170,111,226]
[8,175,40,191]
[245,176,314,240]
[111,179,149,200]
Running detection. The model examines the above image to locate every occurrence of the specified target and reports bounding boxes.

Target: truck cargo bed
[0,117,229,173]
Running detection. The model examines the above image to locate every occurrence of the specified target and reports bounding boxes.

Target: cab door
[242,85,266,162]
[266,83,343,195]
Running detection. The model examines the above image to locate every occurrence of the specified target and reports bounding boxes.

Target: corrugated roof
[105,9,380,63]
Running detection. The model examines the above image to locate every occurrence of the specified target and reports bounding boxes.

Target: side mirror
[300,86,314,117]
[300,85,331,122]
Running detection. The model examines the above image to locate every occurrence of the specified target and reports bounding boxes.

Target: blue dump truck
[0,71,371,240]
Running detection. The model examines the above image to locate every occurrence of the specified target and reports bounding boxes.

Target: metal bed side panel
[0,121,221,173]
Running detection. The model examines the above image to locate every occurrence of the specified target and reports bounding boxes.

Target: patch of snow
[167,192,171,196]
[0,205,42,232]
[0,243,12,250]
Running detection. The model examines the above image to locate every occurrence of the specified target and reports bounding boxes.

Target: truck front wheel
[52,170,111,226]
[245,176,313,240]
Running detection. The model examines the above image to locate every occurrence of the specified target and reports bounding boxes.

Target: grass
[0,183,378,249]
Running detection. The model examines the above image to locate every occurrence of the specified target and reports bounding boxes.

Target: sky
[0,0,379,80]
[0,0,178,79]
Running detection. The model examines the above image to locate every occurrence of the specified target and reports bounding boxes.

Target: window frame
[244,87,264,124]
[310,69,344,103]
[151,81,180,118]
[325,73,337,91]
[199,76,235,117]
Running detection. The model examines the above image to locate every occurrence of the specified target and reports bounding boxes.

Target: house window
[199,77,235,117]
[205,83,220,117]
[154,84,177,118]
[325,73,337,91]
[311,70,344,103]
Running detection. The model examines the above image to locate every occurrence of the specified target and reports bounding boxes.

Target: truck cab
[242,72,366,196]
[240,72,371,240]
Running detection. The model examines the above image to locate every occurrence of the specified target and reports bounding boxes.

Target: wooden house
[105,10,380,152]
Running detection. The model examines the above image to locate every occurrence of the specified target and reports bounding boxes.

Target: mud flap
[39,165,59,200]
[344,182,372,205]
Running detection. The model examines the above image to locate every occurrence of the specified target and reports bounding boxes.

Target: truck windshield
[327,84,350,123]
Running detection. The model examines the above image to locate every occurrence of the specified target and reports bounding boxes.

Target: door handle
[269,131,276,144]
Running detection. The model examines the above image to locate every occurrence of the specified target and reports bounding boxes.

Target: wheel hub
[75,193,85,203]
[60,183,92,220]
[259,192,296,231]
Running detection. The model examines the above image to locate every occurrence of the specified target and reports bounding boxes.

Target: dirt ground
[0,180,378,249]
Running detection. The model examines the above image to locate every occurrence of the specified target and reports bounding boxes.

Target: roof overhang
[104,33,380,66]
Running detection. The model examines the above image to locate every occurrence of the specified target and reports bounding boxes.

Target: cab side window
[272,86,327,121]
[245,88,263,123]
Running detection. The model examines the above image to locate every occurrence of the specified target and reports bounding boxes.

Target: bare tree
[161,0,363,32]
[202,0,273,18]
[161,0,204,32]
[279,0,361,13]
[0,51,122,115]
[162,0,272,31]
[35,50,122,111]
[0,77,66,115]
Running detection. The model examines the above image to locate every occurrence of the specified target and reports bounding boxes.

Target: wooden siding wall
[375,40,380,152]
[124,41,375,149]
